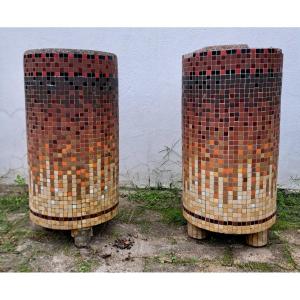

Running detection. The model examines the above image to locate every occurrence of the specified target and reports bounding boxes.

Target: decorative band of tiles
[183,205,276,226]
[24,48,119,230]
[30,202,119,221]
[182,44,283,234]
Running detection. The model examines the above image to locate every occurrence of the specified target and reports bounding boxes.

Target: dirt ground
[0,187,300,272]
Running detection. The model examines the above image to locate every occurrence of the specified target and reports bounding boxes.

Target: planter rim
[183,44,282,58]
[24,48,117,57]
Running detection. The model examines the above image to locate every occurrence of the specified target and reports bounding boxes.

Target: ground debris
[113,236,135,250]
[123,252,134,262]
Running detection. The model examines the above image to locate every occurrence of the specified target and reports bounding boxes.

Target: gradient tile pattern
[24,49,119,230]
[182,45,283,234]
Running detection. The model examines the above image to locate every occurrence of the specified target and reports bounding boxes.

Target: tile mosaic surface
[24,49,119,230]
[182,45,283,234]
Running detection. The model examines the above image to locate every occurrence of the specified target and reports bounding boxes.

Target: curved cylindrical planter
[24,49,119,243]
[182,45,283,246]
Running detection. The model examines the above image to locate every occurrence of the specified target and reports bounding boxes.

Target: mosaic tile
[24,48,119,230]
[182,45,283,235]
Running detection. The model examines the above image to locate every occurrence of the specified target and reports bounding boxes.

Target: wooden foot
[246,230,268,247]
[71,227,93,248]
[187,222,207,240]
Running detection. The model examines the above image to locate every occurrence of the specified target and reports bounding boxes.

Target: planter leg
[187,222,207,240]
[246,230,268,247]
[71,227,93,248]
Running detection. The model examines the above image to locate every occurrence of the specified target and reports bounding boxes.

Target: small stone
[101,253,112,259]
[71,228,93,248]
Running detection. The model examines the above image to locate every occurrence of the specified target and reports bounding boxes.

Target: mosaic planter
[24,49,119,242]
[182,45,283,246]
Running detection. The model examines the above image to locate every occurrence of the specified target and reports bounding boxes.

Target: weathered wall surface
[0,28,299,188]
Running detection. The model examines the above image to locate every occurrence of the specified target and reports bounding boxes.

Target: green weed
[127,188,186,225]
[221,247,234,267]
[237,262,280,272]
[272,189,300,231]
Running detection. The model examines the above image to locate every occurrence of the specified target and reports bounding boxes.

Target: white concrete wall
[0,28,299,188]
